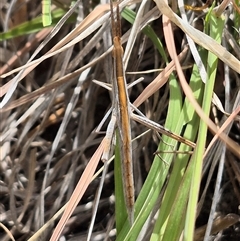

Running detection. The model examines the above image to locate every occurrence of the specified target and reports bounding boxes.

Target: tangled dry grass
[0,0,240,240]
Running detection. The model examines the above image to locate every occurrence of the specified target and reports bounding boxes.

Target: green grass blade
[0,9,76,41]
[161,158,194,241]
[42,0,52,26]
[184,10,225,241]
[151,64,203,240]
[122,7,168,62]
[114,131,129,233]
[233,0,240,43]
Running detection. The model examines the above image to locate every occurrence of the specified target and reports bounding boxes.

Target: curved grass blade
[184,8,225,241]
[0,9,76,41]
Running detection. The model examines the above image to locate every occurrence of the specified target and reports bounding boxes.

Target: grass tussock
[0,0,240,240]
